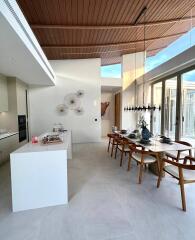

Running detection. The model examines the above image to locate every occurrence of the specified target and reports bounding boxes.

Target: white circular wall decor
[57,91,85,116]
[76,90,85,98]
[64,93,80,110]
[75,107,84,115]
[56,104,68,115]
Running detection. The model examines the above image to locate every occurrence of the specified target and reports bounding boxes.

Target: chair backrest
[129,144,150,155]
[163,156,195,170]
[175,140,192,147]
[175,140,192,160]
[107,133,118,138]
[116,137,130,145]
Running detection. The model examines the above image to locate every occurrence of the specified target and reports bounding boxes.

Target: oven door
[18,115,27,142]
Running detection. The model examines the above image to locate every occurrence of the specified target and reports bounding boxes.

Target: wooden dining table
[117,132,193,176]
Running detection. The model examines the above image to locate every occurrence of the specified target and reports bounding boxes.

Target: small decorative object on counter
[53,123,64,132]
[32,136,38,144]
[41,134,63,145]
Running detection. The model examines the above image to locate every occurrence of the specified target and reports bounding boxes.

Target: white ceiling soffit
[101,86,122,93]
[137,45,195,84]
[0,0,55,86]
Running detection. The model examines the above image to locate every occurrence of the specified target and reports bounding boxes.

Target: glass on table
[152,132,160,146]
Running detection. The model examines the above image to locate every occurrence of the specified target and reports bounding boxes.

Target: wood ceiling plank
[146,0,195,49]
[118,0,146,45]
[16,0,195,62]
[41,31,187,49]
[100,0,118,45]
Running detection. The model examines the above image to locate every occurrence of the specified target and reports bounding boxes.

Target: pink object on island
[32,136,38,144]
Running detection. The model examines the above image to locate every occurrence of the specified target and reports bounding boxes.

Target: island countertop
[12,131,72,155]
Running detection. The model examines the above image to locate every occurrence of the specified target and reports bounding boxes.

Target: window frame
[151,64,195,140]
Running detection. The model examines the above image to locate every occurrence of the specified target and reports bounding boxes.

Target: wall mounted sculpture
[101,102,110,117]
[56,90,85,115]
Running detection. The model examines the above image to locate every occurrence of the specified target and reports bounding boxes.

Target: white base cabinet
[10,131,72,212]
[0,134,19,165]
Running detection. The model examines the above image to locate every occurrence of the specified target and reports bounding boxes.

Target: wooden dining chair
[107,133,116,152]
[128,145,158,184]
[157,156,195,211]
[165,141,192,162]
[114,137,131,166]
[110,134,122,157]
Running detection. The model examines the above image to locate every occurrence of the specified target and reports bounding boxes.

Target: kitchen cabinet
[0,134,19,165]
[0,75,8,112]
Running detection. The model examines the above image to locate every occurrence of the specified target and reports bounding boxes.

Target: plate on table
[160,139,173,145]
[138,139,151,145]
[128,133,136,139]
[120,129,127,134]
[160,136,173,144]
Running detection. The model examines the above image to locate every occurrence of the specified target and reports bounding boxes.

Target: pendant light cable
[143,3,147,107]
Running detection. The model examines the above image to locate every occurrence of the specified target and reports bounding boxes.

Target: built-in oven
[18,115,27,142]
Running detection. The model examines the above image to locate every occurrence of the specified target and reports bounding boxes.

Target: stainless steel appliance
[18,115,27,142]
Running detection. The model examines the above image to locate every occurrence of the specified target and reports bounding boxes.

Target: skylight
[101,64,121,78]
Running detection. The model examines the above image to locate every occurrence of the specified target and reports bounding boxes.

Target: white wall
[101,92,115,137]
[29,59,101,143]
[121,83,137,131]
[101,77,122,88]
[121,52,145,130]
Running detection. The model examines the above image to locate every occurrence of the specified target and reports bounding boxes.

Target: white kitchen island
[10,131,72,212]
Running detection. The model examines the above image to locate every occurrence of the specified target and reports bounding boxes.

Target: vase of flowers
[137,116,152,142]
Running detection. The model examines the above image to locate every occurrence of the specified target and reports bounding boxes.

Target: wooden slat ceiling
[16,0,195,65]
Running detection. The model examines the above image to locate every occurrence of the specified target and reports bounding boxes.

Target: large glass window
[164,78,177,139]
[152,82,162,135]
[181,69,195,140]
[145,28,195,72]
[152,71,195,145]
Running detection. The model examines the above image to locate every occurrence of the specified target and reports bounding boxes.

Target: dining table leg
[149,152,165,177]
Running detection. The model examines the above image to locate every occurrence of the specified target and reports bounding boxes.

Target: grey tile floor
[0,140,195,240]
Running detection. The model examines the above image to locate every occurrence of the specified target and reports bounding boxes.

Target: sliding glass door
[181,70,195,141]
[152,82,162,135]
[164,77,177,139]
[152,68,195,145]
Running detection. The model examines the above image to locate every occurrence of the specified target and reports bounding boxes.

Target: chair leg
[179,180,186,211]
[179,168,186,211]
[138,164,144,184]
[144,164,147,170]
[127,153,132,171]
[107,139,111,152]
[114,145,118,159]
[111,144,115,157]
[120,150,124,167]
